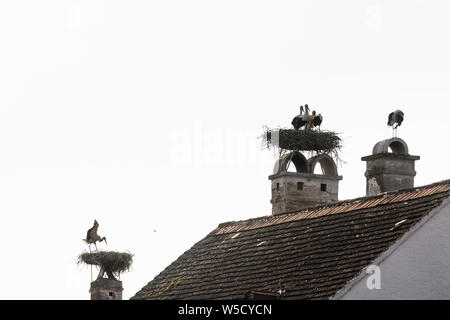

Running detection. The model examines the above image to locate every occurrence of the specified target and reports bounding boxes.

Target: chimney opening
[109,292,114,297]
[297,182,303,190]
[287,161,297,172]
[314,162,325,175]
[320,184,327,192]
[313,156,338,175]
[286,153,308,173]
[388,141,407,154]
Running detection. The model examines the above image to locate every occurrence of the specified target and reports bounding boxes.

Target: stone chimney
[361,137,420,196]
[90,278,123,300]
[269,151,342,215]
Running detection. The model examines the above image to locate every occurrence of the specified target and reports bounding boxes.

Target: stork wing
[292,116,301,129]
[397,114,404,126]
[313,115,322,127]
[86,227,93,241]
[387,112,395,126]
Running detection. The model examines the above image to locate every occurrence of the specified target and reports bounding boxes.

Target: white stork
[83,220,107,252]
[305,110,323,131]
[291,104,312,130]
[291,105,306,130]
[313,111,323,131]
[387,110,404,138]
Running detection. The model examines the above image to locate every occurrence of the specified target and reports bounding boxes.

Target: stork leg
[94,243,98,252]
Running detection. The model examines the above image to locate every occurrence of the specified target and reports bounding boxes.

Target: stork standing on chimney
[387,110,404,138]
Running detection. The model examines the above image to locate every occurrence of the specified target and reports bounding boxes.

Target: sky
[0,0,449,299]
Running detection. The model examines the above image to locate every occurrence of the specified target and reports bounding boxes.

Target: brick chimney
[269,151,342,214]
[361,137,420,196]
[90,278,123,300]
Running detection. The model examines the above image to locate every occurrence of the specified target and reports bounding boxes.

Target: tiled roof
[132,179,450,300]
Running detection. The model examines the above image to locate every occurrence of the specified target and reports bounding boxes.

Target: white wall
[337,198,450,299]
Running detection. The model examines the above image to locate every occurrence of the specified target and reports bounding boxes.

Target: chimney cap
[372,137,409,155]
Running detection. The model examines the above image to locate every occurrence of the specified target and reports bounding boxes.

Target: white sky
[0,0,449,299]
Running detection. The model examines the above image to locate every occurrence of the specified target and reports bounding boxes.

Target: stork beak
[104,237,108,245]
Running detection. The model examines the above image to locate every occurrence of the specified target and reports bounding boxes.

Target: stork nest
[78,251,133,276]
[264,128,342,153]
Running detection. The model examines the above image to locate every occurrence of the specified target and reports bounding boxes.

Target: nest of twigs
[264,128,342,153]
[78,251,133,276]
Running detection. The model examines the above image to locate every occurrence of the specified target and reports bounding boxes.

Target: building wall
[337,199,450,299]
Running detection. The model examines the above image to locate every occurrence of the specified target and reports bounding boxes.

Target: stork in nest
[387,109,404,138]
[291,105,308,130]
[83,220,107,252]
[292,104,323,131]
[306,110,323,131]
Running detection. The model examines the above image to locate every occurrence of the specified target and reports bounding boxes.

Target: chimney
[361,137,420,196]
[269,151,342,214]
[90,278,123,300]
[78,251,132,300]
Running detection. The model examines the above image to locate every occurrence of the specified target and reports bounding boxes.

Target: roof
[132,179,450,300]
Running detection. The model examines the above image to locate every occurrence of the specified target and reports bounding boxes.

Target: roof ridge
[216,178,450,230]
